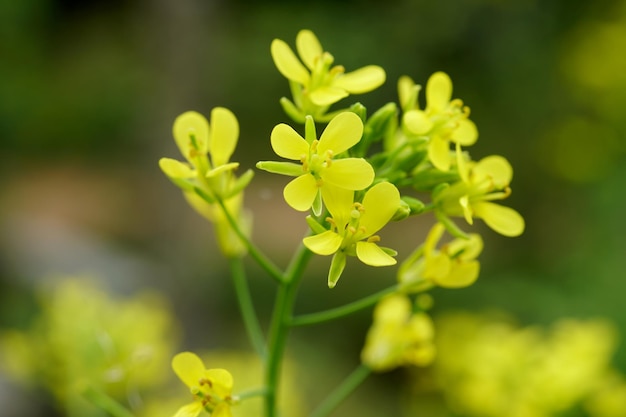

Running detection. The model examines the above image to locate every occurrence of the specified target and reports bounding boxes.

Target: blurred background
[1,0,626,416]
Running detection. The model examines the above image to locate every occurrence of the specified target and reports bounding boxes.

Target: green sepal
[193,185,216,204]
[391,199,411,221]
[305,215,328,234]
[280,97,305,124]
[223,169,255,199]
[409,168,460,191]
[349,102,367,123]
[328,251,347,288]
[402,196,426,216]
[363,102,397,144]
[256,161,303,176]
[435,211,469,239]
[312,189,323,216]
[305,115,317,143]
[380,246,398,257]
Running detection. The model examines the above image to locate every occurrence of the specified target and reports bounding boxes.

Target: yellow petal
[423,252,451,280]
[296,29,322,69]
[173,402,203,417]
[472,155,513,188]
[206,162,239,178]
[424,223,445,255]
[446,233,483,261]
[450,118,478,146]
[359,182,400,236]
[403,110,433,135]
[283,174,318,211]
[472,201,525,237]
[428,135,451,171]
[212,403,233,417]
[374,294,411,323]
[318,112,364,155]
[159,158,196,179]
[356,241,397,266]
[435,260,480,288]
[309,86,350,106]
[398,75,418,111]
[426,71,452,113]
[172,352,206,389]
[321,158,374,190]
[303,230,343,255]
[333,65,386,94]
[271,123,309,161]
[321,184,354,228]
[209,107,239,167]
[205,368,233,397]
[173,111,210,160]
[271,39,310,85]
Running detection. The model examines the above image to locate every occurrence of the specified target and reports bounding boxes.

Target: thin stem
[213,194,285,284]
[309,364,372,417]
[290,284,399,327]
[81,385,135,417]
[265,241,313,417]
[229,257,266,358]
[236,387,268,401]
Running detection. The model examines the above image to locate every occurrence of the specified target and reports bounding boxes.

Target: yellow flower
[160,109,241,187]
[271,29,385,120]
[159,109,253,256]
[258,112,374,214]
[435,149,525,237]
[361,294,435,372]
[398,223,483,291]
[303,182,399,288]
[402,72,478,171]
[171,352,235,417]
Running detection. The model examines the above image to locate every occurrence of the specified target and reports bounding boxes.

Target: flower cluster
[159,109,253,256]
[157,28,528,417]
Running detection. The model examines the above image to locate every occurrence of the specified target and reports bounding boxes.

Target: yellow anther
[367,235,381,243]
[310,140,319,152]
[348,226,357,234]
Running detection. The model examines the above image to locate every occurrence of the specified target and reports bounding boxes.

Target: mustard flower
[160,109,241,189]
[361,294,435,372]
[172,352,235,417]
[303,181,400,288]
[257,112,374,214]
[402,72,478,171]
[271,29,386,120]
[434,149,525,237]
[398,223,483,291]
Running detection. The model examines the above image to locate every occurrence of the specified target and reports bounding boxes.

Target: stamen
[367,235,380,243]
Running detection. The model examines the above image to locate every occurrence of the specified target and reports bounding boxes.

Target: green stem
[236,387,268,401]
[265,241,313,417]
[290,284,398,327]
[309,364,372,417]
[229,257,266,358]
[81,385,135,417]
[212,194,285,284]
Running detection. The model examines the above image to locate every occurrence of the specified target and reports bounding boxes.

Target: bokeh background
[1,0,626,416]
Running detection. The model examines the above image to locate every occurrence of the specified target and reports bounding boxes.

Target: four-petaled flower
[259,112,375,214]
[361,294,436,372]
[172,352,235,417]
[398,222,483,291]
[303,181,400,288]
[434,150,525,237]
[402,72,478,171]
[271,29,386,120]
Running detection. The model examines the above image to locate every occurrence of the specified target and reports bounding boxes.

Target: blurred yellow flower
[361,294,435,372]
[401,72,478,171]
[171,352,235,417]
[398,222,483,291]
